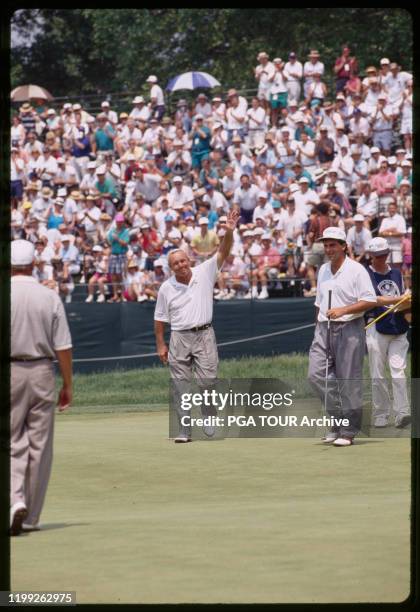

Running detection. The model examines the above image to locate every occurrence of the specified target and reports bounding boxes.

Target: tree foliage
[11,8,413,97]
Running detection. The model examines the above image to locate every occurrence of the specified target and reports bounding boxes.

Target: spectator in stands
[285,52,303,102]
[85,245,108,302]
[107,212,130,302]
[303,50,325,98]
[334,45,358,93]
[226,88,248,144]
[378,201,406,270]
[191,217,219,263]
[251,233,281,300]
[92,113,115,157]
[346,213,372,264]
[146,75,165,120]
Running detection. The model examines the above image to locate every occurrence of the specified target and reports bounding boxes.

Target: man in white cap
[101,100,118,126]
[308,227,377,446]
[191,216,219,263]
[130,96,151,122]
[346,213,372,263]
[254,52,275,111]
[10,240,73,535]
[166,139,192,178]
[365,237,411,429]
[154,209,240,442]
[146,75,165,120]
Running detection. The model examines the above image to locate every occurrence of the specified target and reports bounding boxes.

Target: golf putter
[323,289,332,437]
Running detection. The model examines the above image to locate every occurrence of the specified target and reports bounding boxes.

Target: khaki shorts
[307,242,326,267]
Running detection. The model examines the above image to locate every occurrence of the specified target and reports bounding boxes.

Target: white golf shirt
[315,256,377,322]
[154,254,221,330]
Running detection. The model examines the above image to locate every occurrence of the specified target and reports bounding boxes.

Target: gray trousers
[10,360,56,526]
[169,327,218,437]
[308,318,365,437]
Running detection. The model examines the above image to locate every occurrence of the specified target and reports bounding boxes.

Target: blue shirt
[107,227,130,254]
[95,127,115,151]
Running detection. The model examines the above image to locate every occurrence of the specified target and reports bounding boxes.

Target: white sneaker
[10,502,27,536]
[258,288,269,299]
[137,295,148,303]
[374,416,388,428]
[321,431,339,444]
[174,435,192,443]
[243,291,252,299]
[85,295,94,303]
[96,294,105,303]
[251,286,259,298]
[65,294,72,303]
[22,523,40,532]
[333,436,354,447]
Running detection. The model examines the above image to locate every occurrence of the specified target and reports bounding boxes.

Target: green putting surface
[11,411,410,604]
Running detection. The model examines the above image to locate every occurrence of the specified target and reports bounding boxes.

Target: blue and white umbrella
[166,71,221,92]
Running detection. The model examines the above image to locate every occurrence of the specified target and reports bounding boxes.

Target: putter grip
[328,289,332,310]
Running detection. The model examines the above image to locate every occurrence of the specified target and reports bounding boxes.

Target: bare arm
[217,209,240,268]
[55,348,73,411]
[327,300,377,319]
[154,320,168,364]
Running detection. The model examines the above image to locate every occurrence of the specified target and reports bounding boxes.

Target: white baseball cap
[298,176,310,184]
[132,96,144,103]
[262,232,272,240]
[353,214,365,222]
[258,190,268,199]
[401,160,411,167]
[194,113,204,121]
[87,161,97,169]
[380,58,390,65]
[101,101,110,107]
[154,258,165,267]
[11,240,35,265]
[253,227,265,235]
[368,237,390,256]
[370,146,380,154]
[198,217,209,225]
[172,176,183,183]
[316,227,347,243]
[146,75,158,83]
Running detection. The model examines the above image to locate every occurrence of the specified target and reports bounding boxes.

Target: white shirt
[379,214,406,248]
[284,60,303,82]
[357,192,379,217]
[169,185,194,208]
[303,61,325,81]
[226,97,248,130]
[247,107,267,130]
[315,257,377,322]
[130,105,151,122]
[233,184,259,211]
[154,254,220,330]
[346,226,372,254]
[255,61,275,89]
[150,84,165,106]
[293,188,320,217]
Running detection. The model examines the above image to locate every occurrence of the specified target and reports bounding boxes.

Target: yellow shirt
[191,230,219,254]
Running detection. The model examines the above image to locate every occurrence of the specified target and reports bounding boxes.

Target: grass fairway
[11,411,410,604]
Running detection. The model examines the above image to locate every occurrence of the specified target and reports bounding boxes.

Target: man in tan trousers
[154,209,240,442]
[10,239,73,536]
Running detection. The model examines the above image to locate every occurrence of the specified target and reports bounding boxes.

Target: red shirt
[139,229,162,256]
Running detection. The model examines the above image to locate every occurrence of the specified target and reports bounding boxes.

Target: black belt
[182,323,212,332]
[11,357,53,362]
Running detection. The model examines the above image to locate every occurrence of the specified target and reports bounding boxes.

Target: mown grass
[64,352,395,412]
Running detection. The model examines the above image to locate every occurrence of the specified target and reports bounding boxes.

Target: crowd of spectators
[10,47,412,302]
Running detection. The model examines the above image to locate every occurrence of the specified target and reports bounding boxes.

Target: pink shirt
[370,171,396,196]
[258,247,281,267]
